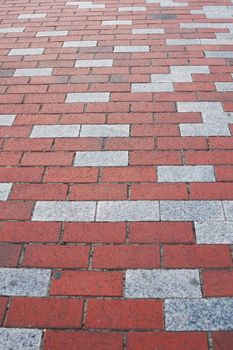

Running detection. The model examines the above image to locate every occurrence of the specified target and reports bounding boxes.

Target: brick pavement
[0,0,233,348]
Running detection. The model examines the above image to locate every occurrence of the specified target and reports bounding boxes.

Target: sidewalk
[0,0,233,349]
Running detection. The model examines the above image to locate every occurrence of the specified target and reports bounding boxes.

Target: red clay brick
[209,137,233,150]
[10,184,68,200]
[63,223,126,243]
[130,151,181,165]
[101,166,156,182]
[164,245,232,268]
[44,167,98,183]
[190,183,233,199]
[0,167,43,183]
[157,137,208,150]
[127,332,208,350]
[212,332,233,350]
[130,183,188,199]
[129,222,194,243]
[105,137,154,150]
[131,124,179,137]
[0,202,33,220]
[22,245,89,268]
[54,138,102,151]
[3,139,53,151]
[6,298,83,329]
[85,300,163,330]
[0,222,61,243]
[51,271,123,296]
[203,270,233,297]
[70,184,127,200]
[185,151,233,165]
[93,245,160,269]
[0,297,8,326]
[44,331,123,350]
[215,166,233,181]
[0,245,21,267]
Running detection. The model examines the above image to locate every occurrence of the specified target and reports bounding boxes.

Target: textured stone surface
[0,268,51,296]
[9,48,44,56]
[0,27,24,33]
[30,125,81,138]
[205,51,233,58]
[132,83,173,92]
[215,83,233,92]
[63,41,97,47]
[195,221,233,244]
[223,201,233,220]
[147,0,187,6]
[66,92,110,103]
[0,328,42,350]
[96,201,160,221]
[125,269,201,298]
[14,68,52,76]
[118,7,146,11]
[177,102,224,113]
[75,59,113,67]
[132,28,164,34]
[32,201,96,221]
[0,114,15,126]
[165,298,233,330]
[18,13,46,18]
[160,201,224,221]
[0,183,12,201]
[180,123,230,136]
[36,30,68,37]
[80,124,129,137]
[74,151,128,166]
[157,166,215,182]
[114,46,149,52]
[102,20,132,25]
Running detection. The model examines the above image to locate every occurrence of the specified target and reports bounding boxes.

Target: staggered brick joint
[0,0,233,348]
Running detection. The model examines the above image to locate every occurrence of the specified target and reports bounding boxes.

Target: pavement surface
[0,0,233,349]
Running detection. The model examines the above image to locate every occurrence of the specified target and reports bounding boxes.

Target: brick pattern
[0,0,233,348]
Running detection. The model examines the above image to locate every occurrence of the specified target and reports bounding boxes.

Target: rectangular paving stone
[215,83,233,92]
[132,83,174,92]
[195,221,233,244]
[0,69,14,77]
[223,201,233,220]
[30,125,81,138]
[147,0,187,6]
[96,201,160,221]
[177,102,224,113]
[75,59,113,67]
[80,124,129,137]
[118,7,146,11]
[0,183,12,201]
[66,92,110,103]
[102,20,132,25]
[165,298,233,331]
[201,39,233,45]
[0,329,42,350]
[180,123,231,136]
[125,269,201,298]
[74,151,128,166]
[148,14,177,20]
[63,41,97,47]
[14,68,53,77]
[202,113,233,123]
[32,201,96,221]
[0,114,16,126]
[157,166,215,182]
[18,13,46,19]
[36,30,68,37]
[114,46,149,53]
[0,268,51,296]
[0,27,24,33]
[166,39,201,45]
[9,48,44,56]
[160,201,224,221]
[205,51,233,58]
[132,28,164,34]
